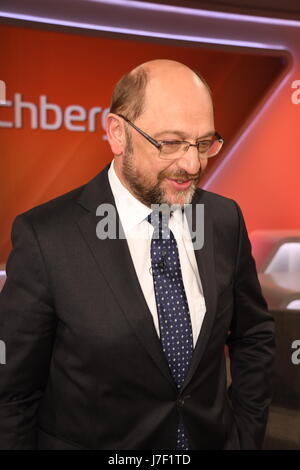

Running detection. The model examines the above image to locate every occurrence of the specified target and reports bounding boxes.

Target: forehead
[140,74,214,136]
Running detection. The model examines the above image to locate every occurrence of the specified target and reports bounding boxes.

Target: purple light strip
[0,11,285,50]
[87,0,300,27]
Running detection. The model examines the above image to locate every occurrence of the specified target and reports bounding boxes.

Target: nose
[176,145,205,175]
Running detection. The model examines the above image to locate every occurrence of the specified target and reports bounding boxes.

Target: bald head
[109,59,212,122]
[138,59,211,92]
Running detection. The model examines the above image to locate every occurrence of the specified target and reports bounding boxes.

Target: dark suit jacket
[0,163,275,450]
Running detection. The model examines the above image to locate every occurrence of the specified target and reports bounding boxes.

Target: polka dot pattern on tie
[148,210,193,450]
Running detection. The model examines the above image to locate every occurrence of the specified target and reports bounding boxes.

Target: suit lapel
[181,194,218,392]
[76,164,177,391]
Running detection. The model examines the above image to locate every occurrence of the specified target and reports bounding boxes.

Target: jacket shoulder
[194,188,242,239]
[18,164,111,228]
[18,183,87,228]
[194,187,239,212]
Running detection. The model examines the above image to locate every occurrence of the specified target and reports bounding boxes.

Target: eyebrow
[153,130,216,140]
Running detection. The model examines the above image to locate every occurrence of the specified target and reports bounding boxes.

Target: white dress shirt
[108,159,206,348]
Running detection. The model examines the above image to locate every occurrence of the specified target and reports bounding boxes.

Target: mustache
[158,170,200,181]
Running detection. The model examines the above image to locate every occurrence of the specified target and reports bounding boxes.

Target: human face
[122,133,203,208]
[120,116,213,208]
[117,68,215,208]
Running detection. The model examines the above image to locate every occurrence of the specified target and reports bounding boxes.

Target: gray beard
[122,152,198,208]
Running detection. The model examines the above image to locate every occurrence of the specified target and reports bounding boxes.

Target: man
[0,59,275,450]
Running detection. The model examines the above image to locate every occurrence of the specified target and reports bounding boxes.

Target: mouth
[166,178,193,191]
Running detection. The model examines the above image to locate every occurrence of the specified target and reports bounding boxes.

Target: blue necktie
[148,210,193,450]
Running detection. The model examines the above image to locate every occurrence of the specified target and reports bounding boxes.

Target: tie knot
[147,210,172,238]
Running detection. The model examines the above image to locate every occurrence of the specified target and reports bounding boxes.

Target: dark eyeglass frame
[116,113,224,157]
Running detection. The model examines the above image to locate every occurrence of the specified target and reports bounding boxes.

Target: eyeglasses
[117,113,224,160]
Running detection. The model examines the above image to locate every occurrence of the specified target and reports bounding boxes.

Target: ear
[106,113,126,156]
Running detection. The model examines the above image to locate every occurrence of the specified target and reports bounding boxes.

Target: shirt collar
[108,159,152,234]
